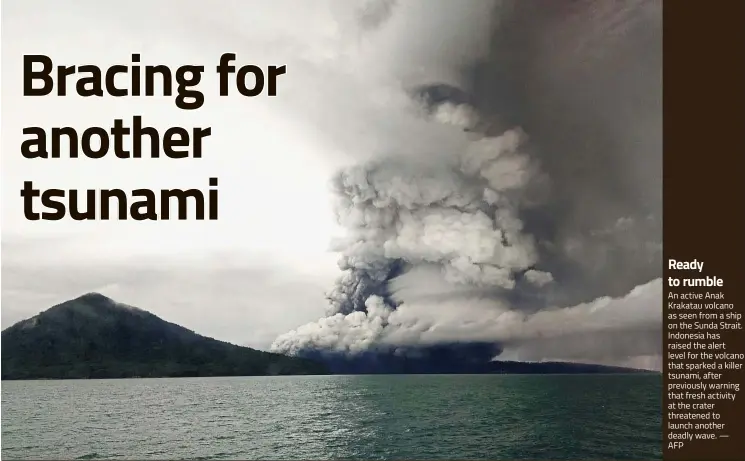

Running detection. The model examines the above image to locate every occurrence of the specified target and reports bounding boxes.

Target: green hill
[1,293,328,379]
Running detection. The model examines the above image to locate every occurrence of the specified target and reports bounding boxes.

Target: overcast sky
[2,0,662,369]
[1,0,369,347]
[1,0,496,348]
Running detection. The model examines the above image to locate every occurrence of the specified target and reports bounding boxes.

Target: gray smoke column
[467,0,663,305]
[272,0,662,370]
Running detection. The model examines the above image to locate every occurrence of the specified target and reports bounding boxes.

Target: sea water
[1,374,662,460]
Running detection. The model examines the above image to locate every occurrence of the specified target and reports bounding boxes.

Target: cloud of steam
[275,277,661,366]
[272,0,662,370]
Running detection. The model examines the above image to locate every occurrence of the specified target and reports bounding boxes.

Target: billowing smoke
[271,0,662,371]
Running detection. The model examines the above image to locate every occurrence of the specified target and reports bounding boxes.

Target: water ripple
[2,374,661,460]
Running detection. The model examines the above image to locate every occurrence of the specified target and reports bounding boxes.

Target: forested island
[2,292,650,380]
[1,293,328,379]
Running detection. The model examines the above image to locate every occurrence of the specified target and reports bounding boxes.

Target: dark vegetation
[1,293,329,379]
[2,293,649,380]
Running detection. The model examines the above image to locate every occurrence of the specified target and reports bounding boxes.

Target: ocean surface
[1,374,661,460]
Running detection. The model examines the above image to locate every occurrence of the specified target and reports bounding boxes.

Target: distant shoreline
[2,293,658,380]
[2,370,662,381]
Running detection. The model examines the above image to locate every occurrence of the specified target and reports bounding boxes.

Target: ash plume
[271,0,662,370]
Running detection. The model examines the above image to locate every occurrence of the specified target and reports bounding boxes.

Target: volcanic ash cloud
[270,0,662,370]
[272,114,554,355]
